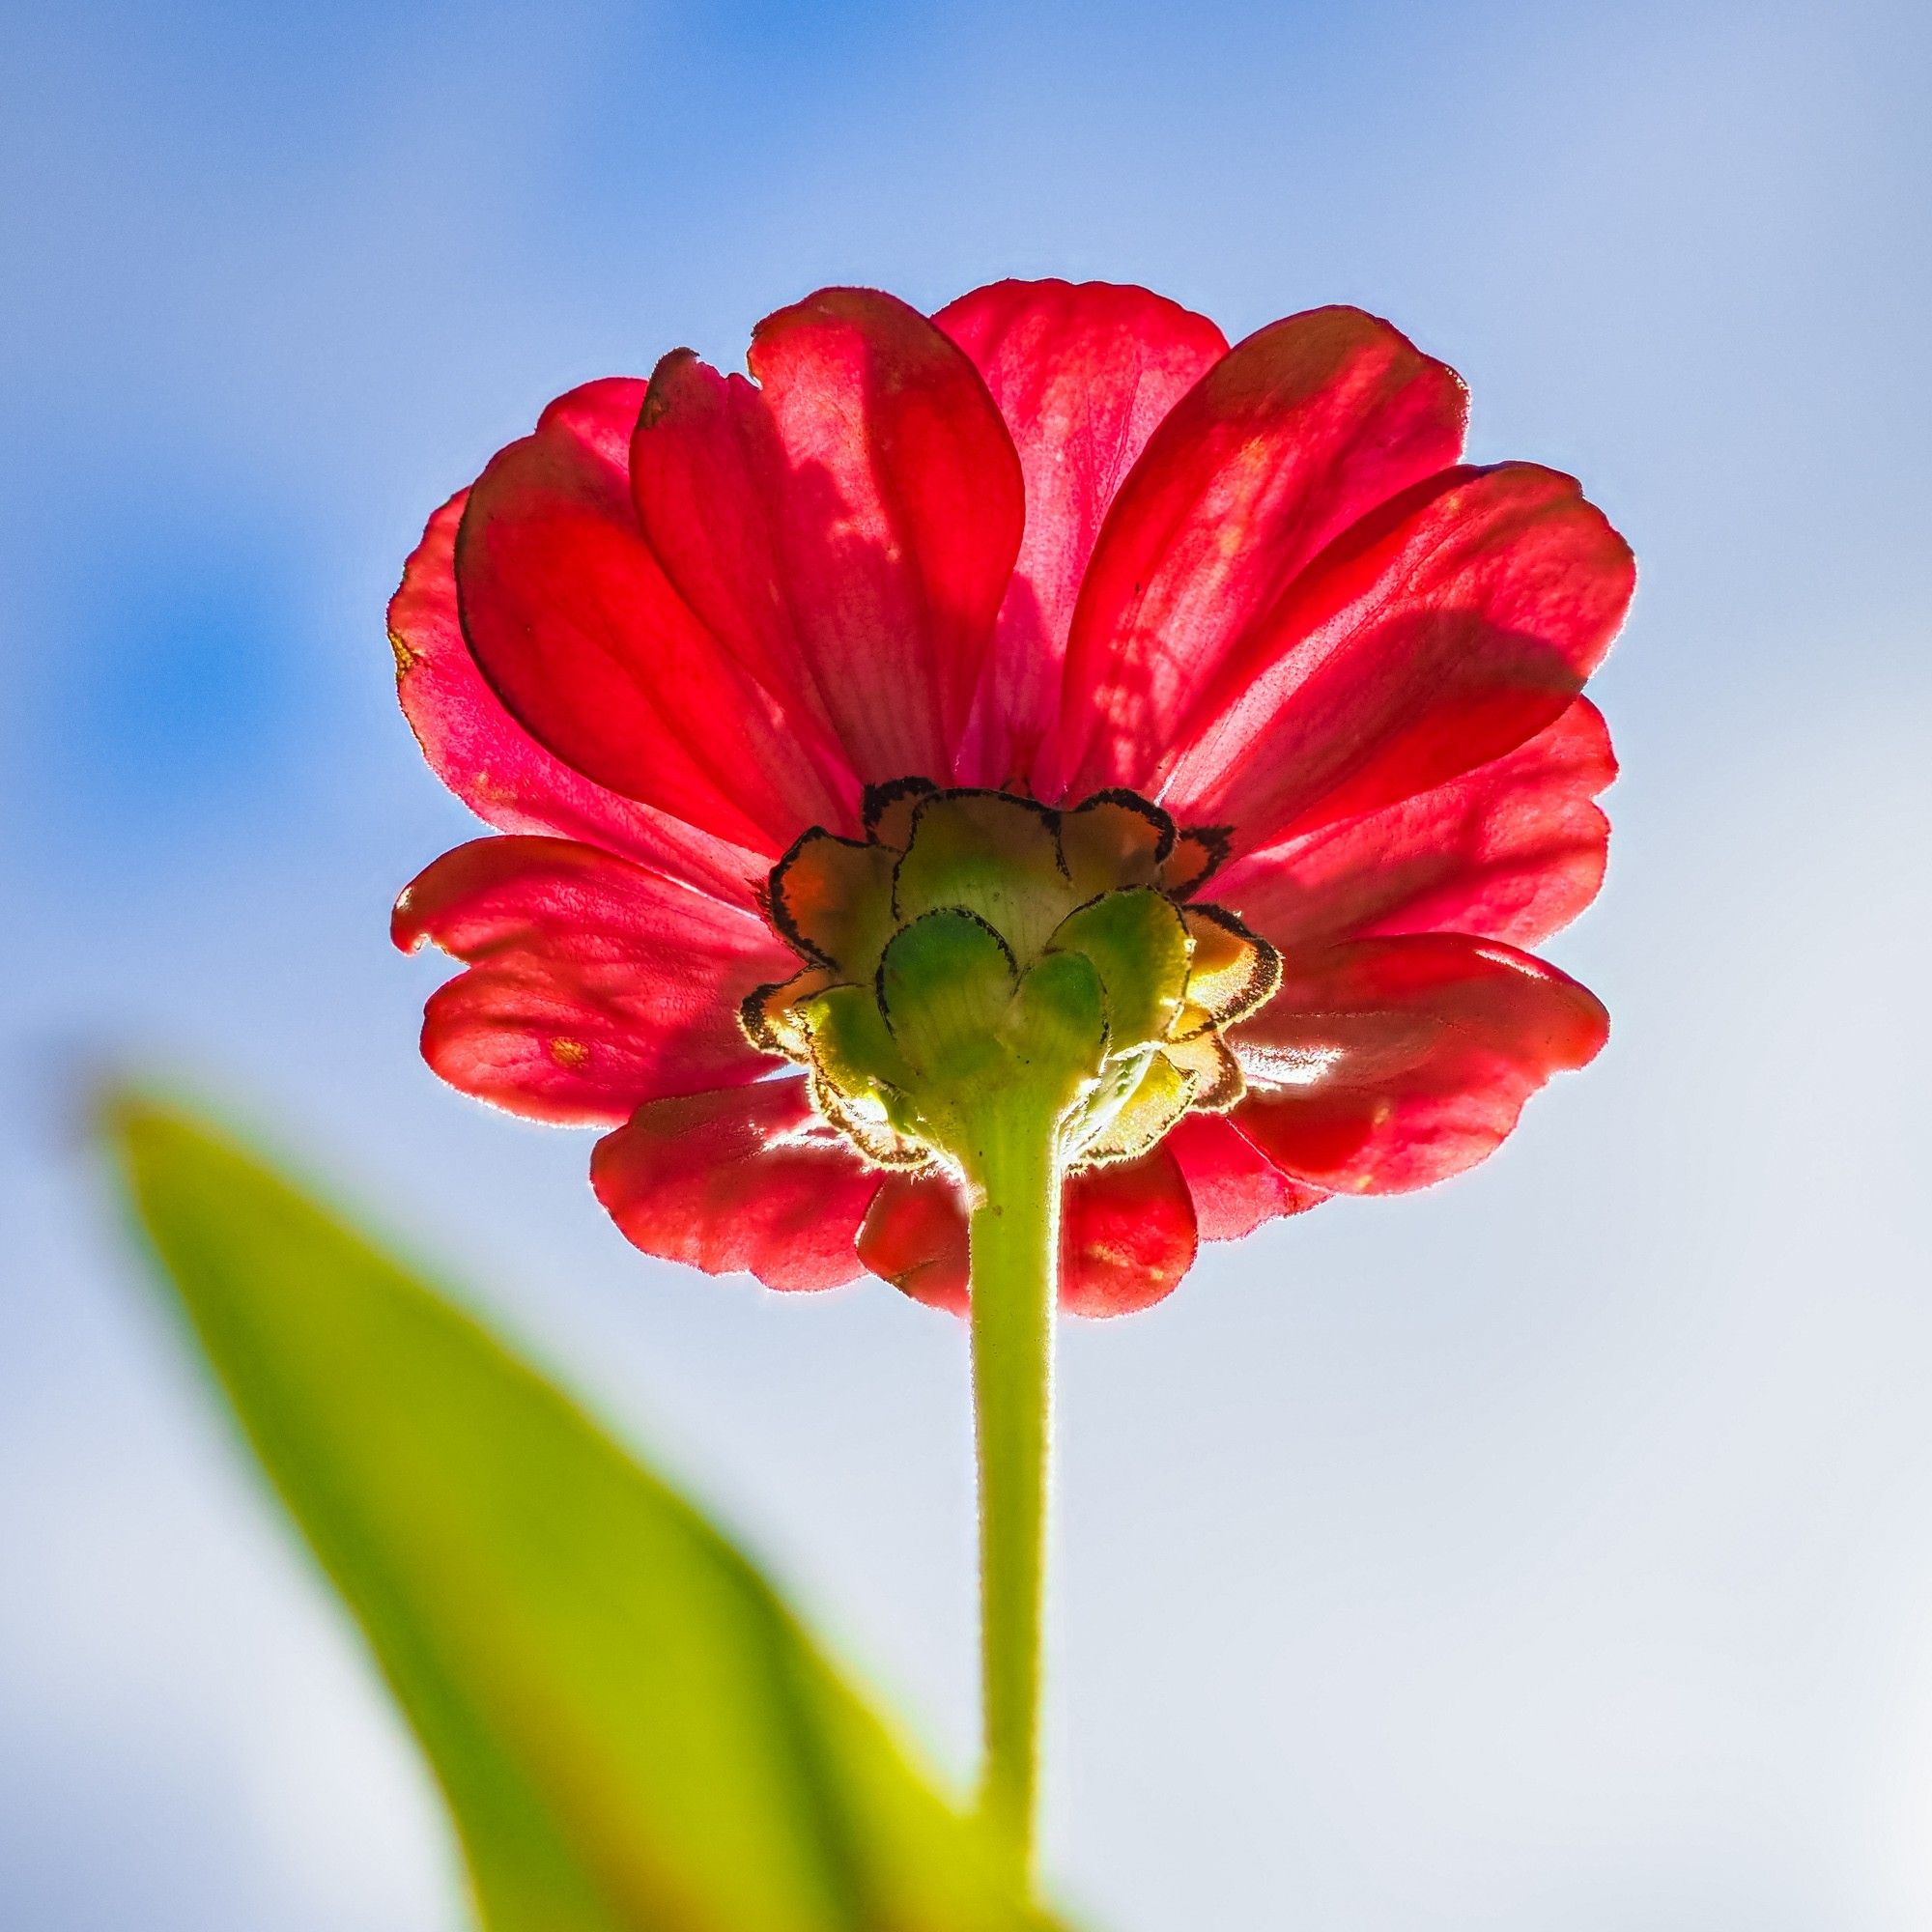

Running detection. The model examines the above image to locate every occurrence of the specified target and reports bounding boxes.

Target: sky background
[4,0,1931,1926]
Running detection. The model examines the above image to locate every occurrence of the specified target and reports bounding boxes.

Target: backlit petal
[1229,935,1608,1193]
[389,481,766,908]
[936,279,1228,789]
[1164,465,1633,847]
[1060,1148,1199,1316]
[856,1152,1198,1317]
[1217,699,1616,950]
[395,837,792,1125]
[1165,1112,1328,1241]
[632,289,1024,786]
[1045,306,1467,799]
[457,381,850,854]
[591,1078,884,1291]
[856,1172,972,1315]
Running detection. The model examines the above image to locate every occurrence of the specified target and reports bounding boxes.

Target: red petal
[856,1151,1199,1318]
[632,288,1024,787]
[935,279,1228,790]
[1217,698,1616,952]
[395,836,792,1125]
[1163,464,1634,848]
[389,480,765,908]
[457,380,853,856]
[1060,1148,1199,1316]
[1043,307,1467,800]
[1164,1112,1328,1241]
[591,1077,884,1291]
[1229,935,1608,1193]
[856,1171,971,1314]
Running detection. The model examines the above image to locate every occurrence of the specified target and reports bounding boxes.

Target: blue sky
[4,1,1930,1927]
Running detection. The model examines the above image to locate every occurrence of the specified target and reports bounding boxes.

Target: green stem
[964,1096,1060,1888]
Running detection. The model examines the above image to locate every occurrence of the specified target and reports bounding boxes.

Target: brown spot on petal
[548,1037,590,1070]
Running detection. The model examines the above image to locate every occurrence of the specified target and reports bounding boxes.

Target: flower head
[393,281,1630,1314]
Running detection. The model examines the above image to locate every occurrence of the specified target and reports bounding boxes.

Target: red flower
[392,281,1630,1315]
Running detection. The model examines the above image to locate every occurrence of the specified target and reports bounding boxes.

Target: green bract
[743,783,1282,1178]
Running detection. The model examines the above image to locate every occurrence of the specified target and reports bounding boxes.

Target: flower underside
[741,780,1281,1178]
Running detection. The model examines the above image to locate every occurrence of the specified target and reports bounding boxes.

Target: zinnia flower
[391,280,1631,1316]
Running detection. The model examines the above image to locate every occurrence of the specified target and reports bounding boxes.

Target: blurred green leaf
[104,1092,1065,1932]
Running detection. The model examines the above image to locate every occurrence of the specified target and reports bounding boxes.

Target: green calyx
[741,781,1280,1177]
